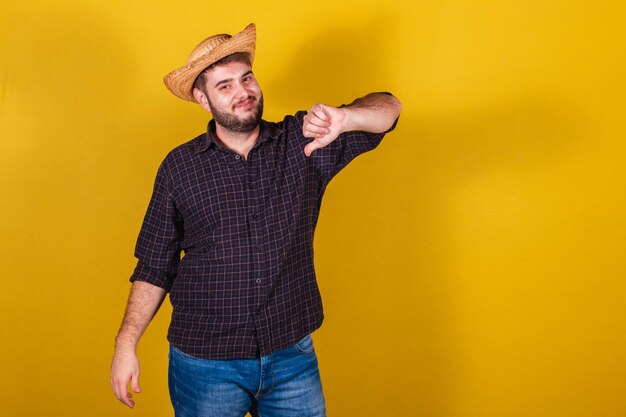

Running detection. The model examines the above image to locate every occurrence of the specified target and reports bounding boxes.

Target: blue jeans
[168,335,326,417]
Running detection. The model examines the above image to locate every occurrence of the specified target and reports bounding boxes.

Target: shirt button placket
[247,158,264,291]
[251,143,268,340]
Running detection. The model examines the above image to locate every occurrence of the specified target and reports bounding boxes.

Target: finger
[307,118,330,129]
[310,105,329,121]
[303,129,328,140]
[113,379,134,408]
[131,371,142,393]
[304,140,321,157]
[303,124,330,137]
[304,106,329,127]
[126,392,136,408]
[304,113,330,129]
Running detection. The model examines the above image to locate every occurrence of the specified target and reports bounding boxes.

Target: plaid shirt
[130,110,396,359]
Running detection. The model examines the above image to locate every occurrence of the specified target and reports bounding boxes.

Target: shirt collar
[194,119,284,154]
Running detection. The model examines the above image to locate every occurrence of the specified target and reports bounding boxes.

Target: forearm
[115,281,167,352]
[341,92,402,134]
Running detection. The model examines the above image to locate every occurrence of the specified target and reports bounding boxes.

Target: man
[111,23,401,417]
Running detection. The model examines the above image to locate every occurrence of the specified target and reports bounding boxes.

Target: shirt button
[255,278,262,284]
[252,214,259,219]
[235,154,241,160]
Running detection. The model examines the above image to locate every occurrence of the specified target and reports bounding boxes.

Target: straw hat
[163,23,256,102]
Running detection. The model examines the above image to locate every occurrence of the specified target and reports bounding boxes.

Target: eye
[219,84,230,91]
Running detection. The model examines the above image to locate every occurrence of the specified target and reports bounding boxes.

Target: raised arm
[302,92,402,156]
[110,281,167,408]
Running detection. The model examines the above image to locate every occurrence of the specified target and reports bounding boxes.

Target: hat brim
[163,23,256,103]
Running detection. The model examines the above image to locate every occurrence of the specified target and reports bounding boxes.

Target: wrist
[338,106,356,133]
[115,334,138,353]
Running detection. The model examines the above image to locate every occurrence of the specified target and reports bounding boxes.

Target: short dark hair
[192,52,252,96]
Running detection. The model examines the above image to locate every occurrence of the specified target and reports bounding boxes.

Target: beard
[208,95,264,133]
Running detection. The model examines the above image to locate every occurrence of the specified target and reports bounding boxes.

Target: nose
[232,81,248,100]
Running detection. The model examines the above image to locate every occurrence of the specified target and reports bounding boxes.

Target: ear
[193,88,212,113]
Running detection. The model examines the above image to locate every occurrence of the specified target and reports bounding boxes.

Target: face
[195,60,264,133]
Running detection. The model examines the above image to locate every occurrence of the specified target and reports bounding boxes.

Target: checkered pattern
[130,111,394,359]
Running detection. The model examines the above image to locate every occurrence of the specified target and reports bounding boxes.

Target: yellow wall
[1,1,625,416]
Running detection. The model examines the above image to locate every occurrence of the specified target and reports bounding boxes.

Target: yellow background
[1,0,625,416]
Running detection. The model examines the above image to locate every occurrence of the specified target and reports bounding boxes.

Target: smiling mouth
[234,98,255,109]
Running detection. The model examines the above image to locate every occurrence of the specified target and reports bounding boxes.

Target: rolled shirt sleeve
[130,159,183,291]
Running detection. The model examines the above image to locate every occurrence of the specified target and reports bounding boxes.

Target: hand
[111,349,141,408]
[302,104,346,157]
